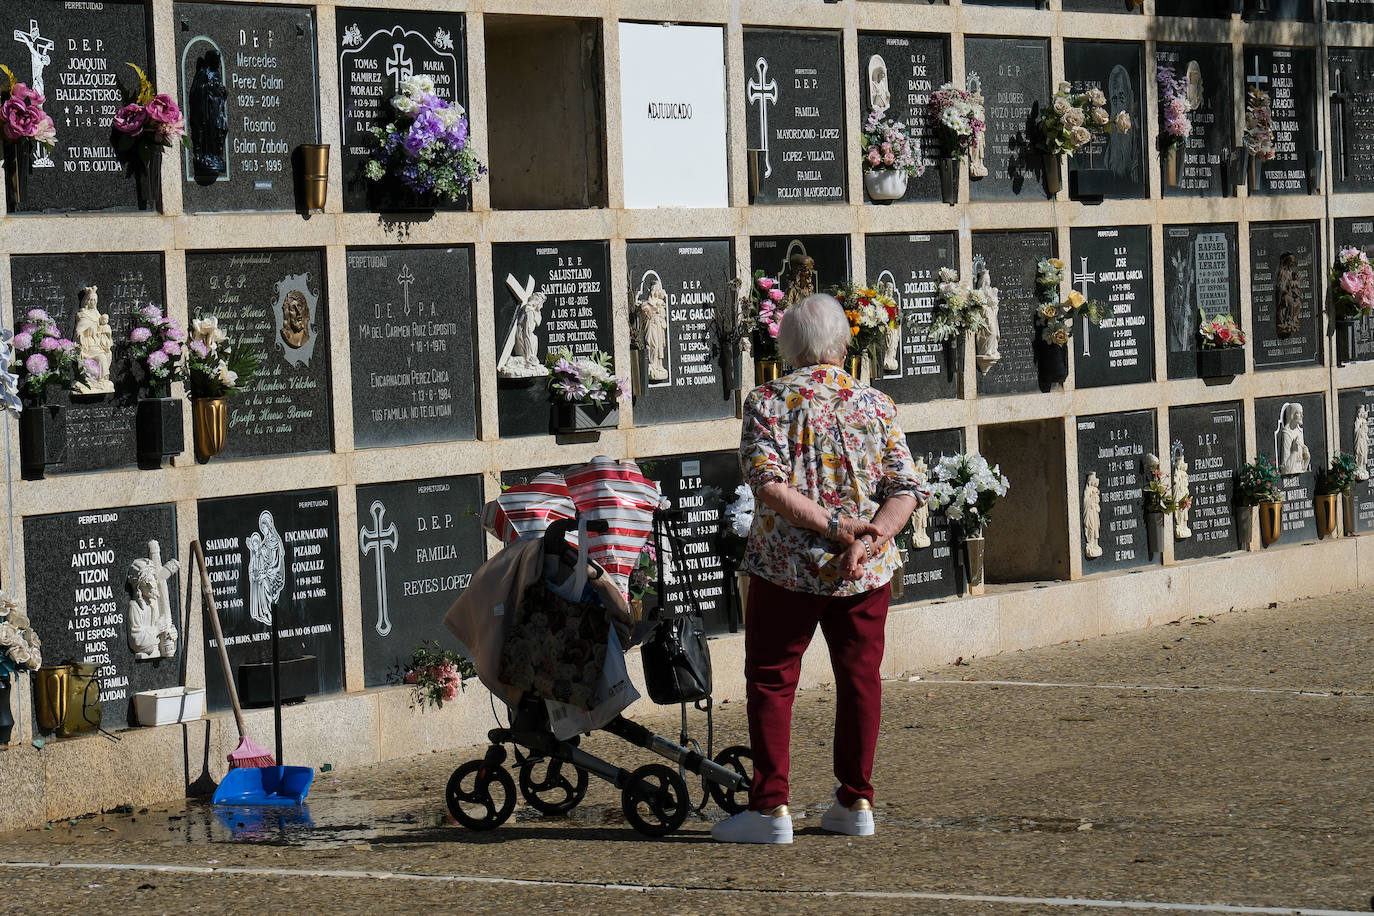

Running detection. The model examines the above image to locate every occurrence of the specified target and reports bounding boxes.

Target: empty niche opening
[977,419,1070,584]
[484,15,608,210]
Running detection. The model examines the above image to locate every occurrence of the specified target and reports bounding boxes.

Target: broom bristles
[228,735,276,768]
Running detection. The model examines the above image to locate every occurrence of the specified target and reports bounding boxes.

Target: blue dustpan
[213,765,314,806]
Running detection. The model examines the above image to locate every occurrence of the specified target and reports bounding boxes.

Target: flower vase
[1336,316,1360,366]
[553,401,618,435]
[1196,346,1245,379]
[892,548,909,601]
[191,396,228,463]
[1043,153,1062,196]
[939,158,960,205]
[735,571,750,621]
[720,348,744,397]
[1144,510,1165,558]
[1035,339,1070,390]
[4,141,31,213]
[134,147,161,211]
[1236,505,1254,550]
[1259,500,1283,546]
[1247,154,1260,191]
[754,358,781,383]
[1164,145,1181,188]
[864,168,908,203]
[18,390,67,480]
[298,143,329,212]
[845,354,866,383]
[959,535,985,597]
[1314,493,1339,538]
[629,345,647,398]
[136,387,184,469]
[0,674,13,745]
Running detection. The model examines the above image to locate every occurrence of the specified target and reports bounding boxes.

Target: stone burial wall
[0,0,1369,777]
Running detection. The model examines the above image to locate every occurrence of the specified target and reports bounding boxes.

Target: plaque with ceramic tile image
[1063,41,1147,200]
[1156,44,1233,198]
[1337,387,1374,534]
[900,428,964,603]
[1163,224,1240,380]
[1070,226,1153,388]
[864,232,960,403]
[1249,222,1321,370]
[1254,393,1327,543]
[1076,409,1158,573]
[965,37,1048,201]
[855,31,949,203]
[1169,402,1244,560]
[22,503,181,730]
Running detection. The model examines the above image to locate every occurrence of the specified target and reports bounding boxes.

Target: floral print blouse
[738,364,927,597]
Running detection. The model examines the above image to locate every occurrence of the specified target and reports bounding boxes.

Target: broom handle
[193,540,247,738]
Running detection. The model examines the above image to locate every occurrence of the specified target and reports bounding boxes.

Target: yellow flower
[850,325,860,337]
[1065,289,1086,307]
[1048,257,1065,270]
[1039,304,1058,319]
[1052,328,1070,345]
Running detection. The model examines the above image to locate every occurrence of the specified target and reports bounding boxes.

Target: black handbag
[640,612,712,705]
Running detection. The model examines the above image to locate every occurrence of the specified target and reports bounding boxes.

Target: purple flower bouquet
[364,75,486,205]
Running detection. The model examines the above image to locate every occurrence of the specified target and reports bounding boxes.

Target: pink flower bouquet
[112,64,186,163]
[0,65,56,150]
[128,303,188,391]
[740,270,787,361]
[400,642,474,709]
[1332,247,1374,321]
[1197,310,1246,350]
[10,308,90,399]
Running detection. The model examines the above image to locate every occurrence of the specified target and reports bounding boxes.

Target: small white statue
[878,280,901,373]
[968,74,989,179]
[974,267,1001,373]
[247,511,286,628]
[911,456,932,549]
[1082,471,1102,559]
[1355,405,1369,482]
[867,55,891,113]
[73,286,115,394]
[640,281,670,383]
[126,540,181,660]
[1172,456,1192,539]
[497,274,550,379]
[1276,402,1311,476]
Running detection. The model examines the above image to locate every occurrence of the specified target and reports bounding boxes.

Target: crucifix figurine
[12,19,54,168]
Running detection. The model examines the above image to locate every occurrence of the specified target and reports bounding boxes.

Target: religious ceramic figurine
[911,456,932,549]
[74,286,115,395]
[280,289,311,350]
[879,281,901,373]
[497,276,550,378]
[1275,252,1303,339]
[1185,60,1204,112]
[1104,65,1140,181]
[1355,405,1370,482]
[974,267,1001,373]
[189,49,229,176]
[783,252,816,309]
[1082,471,1102,559]
[1167,248,1194,354]
[968,74,989,179]
[641,281,670,383]
[126,540,180,660]
[1276,402,1311,475]
[867,55,891,113]
[1172,456,1192,539]
[247,511,286,627]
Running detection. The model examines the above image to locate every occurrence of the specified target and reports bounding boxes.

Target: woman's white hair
[778,294,850,367]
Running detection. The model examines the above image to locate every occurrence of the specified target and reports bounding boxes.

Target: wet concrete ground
[1,592,1372,914]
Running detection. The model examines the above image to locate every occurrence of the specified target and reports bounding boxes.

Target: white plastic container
[134,687,206,726]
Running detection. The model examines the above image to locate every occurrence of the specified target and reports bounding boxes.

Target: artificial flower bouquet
[112,64,186,164]
[1235,455,1282,506]
[1156,65,1192,155]
[545,348,629,406]
[129,304,188,391]
[1331,247,1374,321]
[1143,454,1182,513]
[1317,453,1357,497]
[833,280,899,360]
[0,65,56,154]
[859,108,925,176]
[179,314,259,398]
[364,75,486,204]
[11,309,92,400]
[401,641,474,709]
[925,452,1011,539]
[924,267,994,344]
[1197,310,1246,349]
[1035,258,1105,346]
[1243,87,1276,163]
[1038,81,1131,158]
[0,590,42,677]
[929,81,987,175]
[741,270,786,361]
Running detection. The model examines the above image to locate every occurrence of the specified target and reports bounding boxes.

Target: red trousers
[744,574,889,811]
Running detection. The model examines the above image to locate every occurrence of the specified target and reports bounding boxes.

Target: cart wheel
[518,756,589,816]
[446,758,516,831]
[621,763,689,837]
[707,745,753,815]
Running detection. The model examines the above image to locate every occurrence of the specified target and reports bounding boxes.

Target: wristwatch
[827,508,841,540]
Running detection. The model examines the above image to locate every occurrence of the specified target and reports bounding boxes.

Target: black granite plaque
[965,37,1048,201]
[1064,41,1147,199]
[1244,46,1318,196]
[0,1,152,212]
[900,428,964,603]
[1156,44,1234,199]
[1333,217,1374,362]
[864,232,960,403]
[346,246,475,448]
[1070,226,1153,388]
[1062,0,1141,10]
[742,28,846,205]
[337,9,467,212]
[1254,393,1326,542]
[1329,48,1374,194]
[1076,409,1157,573]
[9,252,166,473]
[174,2,319,212]
[184,249,332,457]
[1330,0,1374,21]
[22,503,180,730]
[491,241,612,438]
[749,235,851,305]
[1337,386,1374,533]
[972,230,1055,396]
[1169,402,1244,560]
[1155,0,1231,14]
[626,239,735,425]
[1244,0,1314,19]
[855,32,949,203]
[198,488,343,711]
[1250,222,1322,370]
[356,475,484,688]
[1163,224,1241,380]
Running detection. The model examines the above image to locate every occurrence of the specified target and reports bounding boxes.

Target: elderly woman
[713,294,926,845]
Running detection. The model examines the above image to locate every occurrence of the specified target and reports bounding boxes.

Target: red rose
[0,98,42,141]
[144,93,182,125]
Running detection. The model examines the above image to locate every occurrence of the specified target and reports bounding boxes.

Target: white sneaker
[711,806,793,844]
[820,792,875,836]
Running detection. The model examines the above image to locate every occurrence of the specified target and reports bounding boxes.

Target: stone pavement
[0,592,1372,915]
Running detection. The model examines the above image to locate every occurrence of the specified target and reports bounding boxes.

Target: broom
[192,539,275,769]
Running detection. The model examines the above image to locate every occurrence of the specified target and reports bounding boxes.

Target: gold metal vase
[1259,500,1283,546]
[35,665,71,733]
[299,143,330,212]
[1342,492,1357,535]
[754,359,780,383]
[1314,494,1338,538]
[192,397,228,462]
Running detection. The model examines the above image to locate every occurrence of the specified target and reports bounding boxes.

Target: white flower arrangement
[922,267,994,343]
[724,484,755,538]
[0,591,42,674]
[925,452,1010,539]
[1038,81,1131,158]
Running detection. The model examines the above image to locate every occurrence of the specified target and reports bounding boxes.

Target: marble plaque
[1337,386,1374,533]
[1070,226,1153,388]
[900,428,964,603]
[184,249,332,457]
[1076,409,1157,573]
[491,241,612,438]
[197,488,343,712]
[22,503,180,730]
[9,252,166,473]
[1156,44,1234,199]
[749,235,851,303]
[356,475,484,688]
[337,9,467,212]
[1255,393,1326,542]
[972,229,1056,396]
[625,239,735,425]
[1249,222,1322,370]
[1333,217,1374,362]
[1169,402,1244,560]
[742,29,847,205]
[346,246,476,448]
[1329,48,1374,194]
[855,31,949,203]
[964,37,1049,201]
[1063,41,1147,199]
[1244,46,1318,196]
[1163,224,1241,380]
[864,232,961,403]
[174,2,319,212]
[0,0,152,212]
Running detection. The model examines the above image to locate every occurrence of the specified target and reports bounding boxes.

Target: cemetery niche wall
[901,428,964,602]
[1070,226,1153,389]
[1064,41,1147,200]
[1169,402,1245,560]
[1255,393,1327,543]
[1076,409,1158,574]
[972,229,1056,396]
[1244,47,1318,196]
[749,235,851,307]
[1249,222,1321,370]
